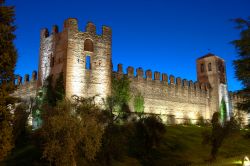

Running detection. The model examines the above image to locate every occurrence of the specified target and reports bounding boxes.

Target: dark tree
[106,74,131,120]
[0,0,17,85]
[41,98,104,165]
[129,115,166,165]
[232,17,250,113]
[54,72,65,102]
[203,112,240,161]
[210,112,223,160]
[0,0,17,160]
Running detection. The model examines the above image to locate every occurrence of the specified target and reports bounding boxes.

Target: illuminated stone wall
[38,18,112,105]
[38,29,53,87]
[12,71,38,100]
[65,19,112,104]
[196,54,227,115]
[11,71,38,126]
[114,65,210,124]
[22,18,247,125]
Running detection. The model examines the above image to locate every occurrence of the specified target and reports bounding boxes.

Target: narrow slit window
[208,63,212,71]
[50,57,54,67]
[86,56,91,69]
[201,64,204,73]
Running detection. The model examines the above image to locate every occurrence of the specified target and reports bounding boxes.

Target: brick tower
[38,18,112,104]
[196,53,230,119]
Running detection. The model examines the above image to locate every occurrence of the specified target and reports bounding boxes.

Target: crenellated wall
[12,71,38,101]
[38,18,112,105]
[114,64,211,124]
[13,18,248,126]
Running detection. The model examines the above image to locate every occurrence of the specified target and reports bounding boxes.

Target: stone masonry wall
[12,71,38,101]
[33,19,249,125]
[38,29,53,87]
[65,19,112,104]
[114,64,210,124]
[38,19,112,104]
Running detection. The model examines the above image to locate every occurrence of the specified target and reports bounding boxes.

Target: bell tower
[196,53,230,119]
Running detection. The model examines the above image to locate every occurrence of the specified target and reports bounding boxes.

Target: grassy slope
[115,125,250,166]
[2,126,250,166]
[160,125,250,165]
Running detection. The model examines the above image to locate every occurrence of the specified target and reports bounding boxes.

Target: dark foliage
[107,74,131,117]
[232,17,250,113]
[0,0,17,160]
[197,116,206,126]
[43,73,65,106]
[54,72,65,101]
[97,123,128,166]
[202,112,241,161]
[40,98,105,166]
[0,0,17,85]
[12,104,29,142]
[129,115,166,165]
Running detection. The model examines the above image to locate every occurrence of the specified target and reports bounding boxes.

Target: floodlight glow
[243,156,250,166]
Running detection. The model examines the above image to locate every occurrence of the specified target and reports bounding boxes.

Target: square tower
[38,18,112,104]
[196,53,230,119]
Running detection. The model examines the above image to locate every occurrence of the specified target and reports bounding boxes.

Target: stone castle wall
[114,64,211,124]
[38,24,69,87]
[38,19,112,104]
[65,20,112,103]
[12,18,249,126]
[12,71,38,101]
[15,70,248,125]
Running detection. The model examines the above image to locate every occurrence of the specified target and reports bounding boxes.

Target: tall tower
[196,53,230,119]
[38,18,112,104]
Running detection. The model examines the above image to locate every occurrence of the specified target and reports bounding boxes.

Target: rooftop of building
[197,53,224,61]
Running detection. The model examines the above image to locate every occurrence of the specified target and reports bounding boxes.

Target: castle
[13,18,249,125]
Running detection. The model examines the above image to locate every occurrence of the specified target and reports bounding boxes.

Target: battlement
[15,70,37,87]
[12,71,38,99]
[40,18,112,39]
[114,64,210,97]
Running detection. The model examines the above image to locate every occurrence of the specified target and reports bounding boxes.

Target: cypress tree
[232,17,250,113]
[0,0,17,160]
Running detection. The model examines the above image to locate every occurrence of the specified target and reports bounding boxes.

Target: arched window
[208,63,212,71]
[201,64,205,73]
[84,39,94,52]
[86,55,91,70]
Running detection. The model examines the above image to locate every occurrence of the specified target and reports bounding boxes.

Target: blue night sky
[8,0,250,91]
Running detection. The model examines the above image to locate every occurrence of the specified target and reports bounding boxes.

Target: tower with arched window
[196,53,230,119]
[38,18,112,104]
[20,18,248,126]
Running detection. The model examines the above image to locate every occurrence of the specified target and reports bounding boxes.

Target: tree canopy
[41,98,105,165]
[0,0,17,160]
[106,74,131,118]
[0,0,17,84]
[232,17,250,113]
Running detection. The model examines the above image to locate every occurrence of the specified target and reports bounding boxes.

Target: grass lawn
[115,125,250,166]
[2,125,250,166]
[155,125,250,165]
